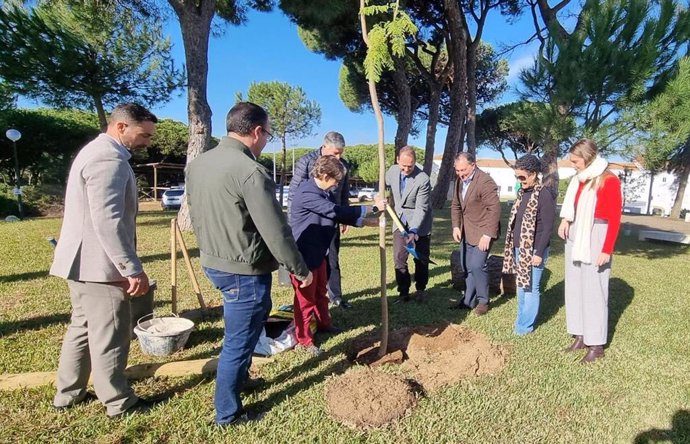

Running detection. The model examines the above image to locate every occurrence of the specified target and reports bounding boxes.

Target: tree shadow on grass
[0,312,70,336]
[608,277,634,345]
[536,269,564,330]
[532,276,634,346]
[0,270,49,284]
[634,410,690,444]
[615,234,689,260]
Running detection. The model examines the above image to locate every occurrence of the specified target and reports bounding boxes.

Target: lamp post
[5,128,23,219]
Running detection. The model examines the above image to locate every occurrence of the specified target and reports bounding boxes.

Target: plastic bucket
[133,314,194,356]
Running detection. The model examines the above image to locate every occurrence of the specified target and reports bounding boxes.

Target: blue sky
[18,7,539,158]
[153,8,540,158]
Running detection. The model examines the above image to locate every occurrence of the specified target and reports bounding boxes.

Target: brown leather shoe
[414,290,427,303]
[580,345,605,364]
[474,303,489,316]
[564,335,585,352]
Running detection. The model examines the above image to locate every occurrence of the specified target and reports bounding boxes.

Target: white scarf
[560,156,608,263]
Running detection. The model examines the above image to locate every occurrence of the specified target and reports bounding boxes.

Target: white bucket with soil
[133,314,194,356]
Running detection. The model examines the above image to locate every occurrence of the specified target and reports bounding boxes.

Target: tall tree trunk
[540,143,560,196]
[465,41,478,155]
[646,172,655,215]
[392,56,412,155]
[423,85,442,175]
[169,0,215,231]
[431,0,467,209]
[93,94,107,131]
[359,0,388,358]
[670,138,690,219]
[670,164,688,219]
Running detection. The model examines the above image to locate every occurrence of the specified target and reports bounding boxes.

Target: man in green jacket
[186,102,313,427]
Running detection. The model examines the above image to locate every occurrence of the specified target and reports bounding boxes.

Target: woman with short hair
[289,155,383,356]
[503,154,556,336]
[558,139,622,363]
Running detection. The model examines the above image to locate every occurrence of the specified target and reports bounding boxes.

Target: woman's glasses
[515,175,528,181]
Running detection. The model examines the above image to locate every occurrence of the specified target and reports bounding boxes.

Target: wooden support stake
[175,221,207,310]
[171,218,178,315]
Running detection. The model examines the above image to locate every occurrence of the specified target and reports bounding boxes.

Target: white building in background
[430,156,690,215]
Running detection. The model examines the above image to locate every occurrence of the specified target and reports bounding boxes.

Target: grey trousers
[564,221,612,346]
[53,280,137,416]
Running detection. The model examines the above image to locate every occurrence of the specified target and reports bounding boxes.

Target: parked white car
[161,187,185,211]
[275,186,289,207]
[357,187,376,202]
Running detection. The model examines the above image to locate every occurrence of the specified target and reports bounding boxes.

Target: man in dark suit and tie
[450,152,501,315]
[385,146,433,303]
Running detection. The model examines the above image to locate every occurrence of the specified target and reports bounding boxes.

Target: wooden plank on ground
[0,356,273,391]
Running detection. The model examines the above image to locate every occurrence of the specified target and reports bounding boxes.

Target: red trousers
[290,259,331,346]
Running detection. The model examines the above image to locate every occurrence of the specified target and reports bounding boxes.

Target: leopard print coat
[502,184,543,288]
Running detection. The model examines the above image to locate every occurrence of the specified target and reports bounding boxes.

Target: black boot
[564,335,585,352]
[580,345,605,364]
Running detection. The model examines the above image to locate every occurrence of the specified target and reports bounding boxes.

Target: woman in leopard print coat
[503,154,556,335]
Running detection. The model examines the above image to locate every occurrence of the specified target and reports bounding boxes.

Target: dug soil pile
[326,324,506,428]
[324,368,418,429]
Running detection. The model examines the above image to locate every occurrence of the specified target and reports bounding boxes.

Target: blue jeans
[203,267,272,425]
[514,248,548,335]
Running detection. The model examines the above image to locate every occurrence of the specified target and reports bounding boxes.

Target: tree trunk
[392,56,412,155]
[359,0,388,358]
[646,172,655,215]
[670,139,690,219]
[541,144,560,197]
[93,95,108,131]
[423,85,442,175]
[431,0,467,209]
[465,40,478,155]
[169,0,215,231]
[670,164,688,219]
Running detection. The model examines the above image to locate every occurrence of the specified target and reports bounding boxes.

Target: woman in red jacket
[558,139,622,363]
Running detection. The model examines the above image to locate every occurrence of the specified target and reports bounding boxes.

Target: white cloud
[507,54,536,83]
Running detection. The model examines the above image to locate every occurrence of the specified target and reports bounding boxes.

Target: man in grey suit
[385,146,433,303]
[51,103,158,417]
[450,152,501,315]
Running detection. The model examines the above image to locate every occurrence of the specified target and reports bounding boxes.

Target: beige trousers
[564,221,612,346]
[53,280,137,416]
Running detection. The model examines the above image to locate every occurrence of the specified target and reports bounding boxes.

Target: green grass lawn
[1,207,689,443]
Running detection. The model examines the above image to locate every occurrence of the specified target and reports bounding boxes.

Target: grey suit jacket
[385,164,433,236]
[50,134,142,282]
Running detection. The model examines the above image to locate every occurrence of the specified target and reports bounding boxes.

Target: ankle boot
[580,345,605,364]
[564,335,585,352]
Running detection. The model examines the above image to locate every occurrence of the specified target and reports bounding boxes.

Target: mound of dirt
[350,324,507,391]
[324,368,418,429]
